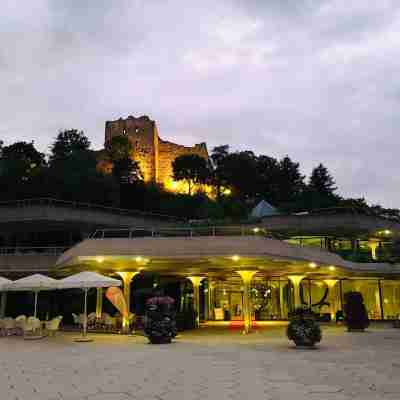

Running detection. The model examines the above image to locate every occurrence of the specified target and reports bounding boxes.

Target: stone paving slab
[0,325,399,400]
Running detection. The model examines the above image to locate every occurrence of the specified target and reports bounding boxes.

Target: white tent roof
[57,271,121,289]
[7,274,58,291]
[0,277,12,290]
[251,200,279,218]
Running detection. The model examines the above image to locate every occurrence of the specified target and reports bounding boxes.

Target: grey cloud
[0,0,399,207]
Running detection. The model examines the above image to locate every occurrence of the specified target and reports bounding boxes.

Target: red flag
[105,287,128,317]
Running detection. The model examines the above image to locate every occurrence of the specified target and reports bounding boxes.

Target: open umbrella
[0,277,12,318]
[0,277,12,290]
[6,274,58,318]
[57,271,121,342]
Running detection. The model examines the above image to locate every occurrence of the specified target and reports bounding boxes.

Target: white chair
[104,314,116,331]
[3,318,16,336]
[15,315,27,335]
[72,313,80,325]
[45,316,63,336]
[24,317,42,338]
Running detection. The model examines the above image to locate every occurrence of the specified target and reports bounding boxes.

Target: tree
[105,136,142,184]
[0,141,46,183]
[49,130,91,163]
[210,145,230,199]
[255,155,281,205]
[309,163,337,196]
[215,151,259,200]
[276,156,305,206]
[172,154,210,195]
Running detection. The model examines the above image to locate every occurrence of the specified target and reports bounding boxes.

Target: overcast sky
[1,0,399,207]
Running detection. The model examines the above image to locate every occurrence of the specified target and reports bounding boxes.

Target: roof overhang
[54,236,400,279]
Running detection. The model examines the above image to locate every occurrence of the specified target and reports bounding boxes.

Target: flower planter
[144,296,177,345]
[287,308,322,349]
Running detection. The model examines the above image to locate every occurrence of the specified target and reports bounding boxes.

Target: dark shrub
[344,291,370,331]
[287,308,322,347]
[144,296,177,344]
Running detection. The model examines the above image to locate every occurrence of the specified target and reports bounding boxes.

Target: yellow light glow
[329,266,335,271]
[253,227,260,233]
[231,255,240,262]
[223,188,232,196]
[384,298,389,304]
[309,262,317,268]
[135,256,143,262]
[96,257,104,263]
[384,229,391,235]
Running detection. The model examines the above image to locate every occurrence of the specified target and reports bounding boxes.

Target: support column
[116,272,139,333]
[324,279,338,320]
[188,276,205,328]
[95,288,103,319]
[279,281,286,318]
[236,270,257,334]
[207,279,216,320]
[0,292,7,318]
[287,275,305,310]
[368,240,379,261]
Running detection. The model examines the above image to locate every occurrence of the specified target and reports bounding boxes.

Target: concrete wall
[0,204,179,230]
[104,115,209,186]
[0,254,58,276]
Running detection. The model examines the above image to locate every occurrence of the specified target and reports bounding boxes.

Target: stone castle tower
[104,115,208,186]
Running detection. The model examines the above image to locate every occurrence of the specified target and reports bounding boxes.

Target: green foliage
[49,130,91,163]
[172,154,210,195]
[286,308,322,346]
[344,292,370,330]
[0,141,46,183]
[105,136,142,184]
[309,163,337,195]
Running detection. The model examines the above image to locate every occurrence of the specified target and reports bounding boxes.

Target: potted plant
[344,291,369,331]
[144,296,177,344]
[287,308,322,348]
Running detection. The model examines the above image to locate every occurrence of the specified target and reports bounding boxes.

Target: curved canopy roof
[55,236,400,278]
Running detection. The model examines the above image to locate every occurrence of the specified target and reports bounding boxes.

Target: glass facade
[207,277,400,321]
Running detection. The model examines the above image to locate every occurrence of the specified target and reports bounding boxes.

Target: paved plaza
[0,324,399,400]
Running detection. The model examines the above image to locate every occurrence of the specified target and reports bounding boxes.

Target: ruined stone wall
[105,115,157,181]
[158,139,208,184]
[104,115,209,187]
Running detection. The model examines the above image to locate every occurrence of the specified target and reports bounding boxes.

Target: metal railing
[90,226,268,239]
[0,198,184,222]
[0,246,68,255]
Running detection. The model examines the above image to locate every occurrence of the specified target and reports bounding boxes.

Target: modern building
[1,198,399,333]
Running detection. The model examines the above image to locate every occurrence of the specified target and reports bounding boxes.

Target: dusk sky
[1,1,399,207]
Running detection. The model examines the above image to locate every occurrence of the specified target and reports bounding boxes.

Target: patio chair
[72,313,80,325]
[15,315,27,336]
[86,312,96,329]
[104,314,117,331]
[45,316,63,336]
[3,317,16,336]
[23,317,42,338]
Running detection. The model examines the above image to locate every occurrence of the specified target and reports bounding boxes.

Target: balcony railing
[90,226,268,239]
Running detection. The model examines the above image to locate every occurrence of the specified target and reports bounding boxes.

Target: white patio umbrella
[6,274,58,318]
[0,277,12,290]
[0,277,12,318]
[57,271,121,342]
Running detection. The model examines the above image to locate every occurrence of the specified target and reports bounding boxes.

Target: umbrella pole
[83,288,88,338]
[74,287,93,343]
[34,291,38,318]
